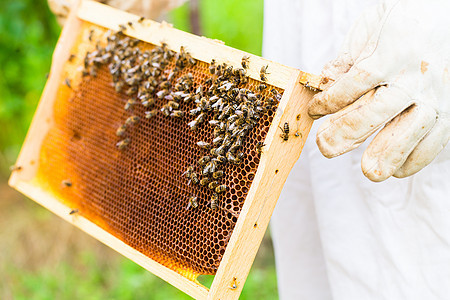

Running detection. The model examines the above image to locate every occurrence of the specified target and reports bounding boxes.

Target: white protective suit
[263,1,450,299]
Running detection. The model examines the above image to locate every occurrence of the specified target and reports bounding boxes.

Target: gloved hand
[308,0,450,182]
[48,0,186,25]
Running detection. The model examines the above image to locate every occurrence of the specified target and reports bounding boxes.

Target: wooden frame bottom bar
[10,180,209,299]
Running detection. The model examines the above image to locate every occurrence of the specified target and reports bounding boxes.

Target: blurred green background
[0,0,278,299]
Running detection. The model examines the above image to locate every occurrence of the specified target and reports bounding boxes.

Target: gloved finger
[316,86,413,158]
[308,59,383,120]
[394,117,450,178]
[362,104,437,182]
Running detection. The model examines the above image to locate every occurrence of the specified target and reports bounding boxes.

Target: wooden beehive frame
[9,1,322,299]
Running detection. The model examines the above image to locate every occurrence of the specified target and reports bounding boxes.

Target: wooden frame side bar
[208,72,315,299]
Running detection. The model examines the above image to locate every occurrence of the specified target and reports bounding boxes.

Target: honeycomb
[36,23,282,278]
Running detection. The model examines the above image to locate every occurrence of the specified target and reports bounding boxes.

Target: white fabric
[263,1,450,299]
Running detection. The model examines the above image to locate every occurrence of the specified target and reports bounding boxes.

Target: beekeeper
[264,0,450,299]
[49,0,450,299]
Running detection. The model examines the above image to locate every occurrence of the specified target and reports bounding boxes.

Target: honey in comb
[36,23,283,277]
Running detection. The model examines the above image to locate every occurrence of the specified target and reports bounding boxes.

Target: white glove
[48,0,186,25]
[308,0,450,182]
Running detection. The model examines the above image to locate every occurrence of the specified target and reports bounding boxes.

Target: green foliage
[0,0,60,174]
[170,0,264,55]
[6,251,277,299]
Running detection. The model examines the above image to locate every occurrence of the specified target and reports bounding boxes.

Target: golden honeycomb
[36,23,283,278]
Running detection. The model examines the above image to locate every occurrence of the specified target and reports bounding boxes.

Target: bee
[116,124,127,136]
[198,155,211,166]
[183,93,193,103]
[188,113,205,130]
[156,89,169,99]
[145,109,159,119]
[119,24,127,31]
[215,184,227,194]
[260,65,269,81]
[235,152,245,164]
[62,180,72,187]
[212,170,224,179]
[271,88,282,101]
[226,151,235,162]
[209,59,216,74]
[190,172,200,185]
[205,78,213,85]
[141,98,156,107]
[208,181,219,190]
[215,155,227,164]
[256,141,265,154]
[216,144,227,156]
[114,81,124,93]
[197,141,211,150]
[9,165,22,172]
[213,135,224,146]
[233,68,246,78]
[127,21,133,28]
[219,82,233,92]
[205,160,217,174]
[116,138,130,150]
[125,116,140,126]
[218,105,233,120]
[195,85,204,96]
[209,119,220,127]
[167,101,180,109]
[210,193,219,210]
[241,56,250,69]
[190,107,202,116]
[138,16,145,23]
[229,143,241,153]
[64,78,72,89]
[279,122,289,141]
[202,163,211,176]
[228,114,239,123]
[161,104,171,116]
[258,83,267,92]
[159,80,171,89]
[222,134,233,147]
[88,29,94,41]
[68,54,76,62]
[170,110,184,118]
[182,165,194,178]
[188,57,197,66]
[200,177,211,186]
[294,114,302,138]
[198,97,211,112]
[186,196,198,210]
[210,148,218,156]
[69,209,79,215]
[255,103,267,114]
[124,99,138,110]
[126,86,138,95]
